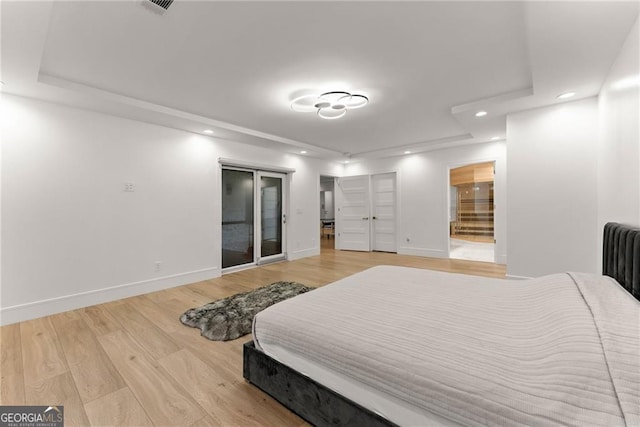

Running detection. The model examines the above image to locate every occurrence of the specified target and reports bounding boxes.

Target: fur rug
[180,281,313,341]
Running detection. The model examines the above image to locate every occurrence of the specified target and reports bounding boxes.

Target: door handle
[283,214,286,224]
[372,216,377,220]
[362,217,369,220]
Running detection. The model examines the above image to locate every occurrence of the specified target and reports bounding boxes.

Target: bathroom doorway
[449,162,495,262]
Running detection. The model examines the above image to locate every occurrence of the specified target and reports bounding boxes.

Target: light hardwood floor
[0,245,505,426]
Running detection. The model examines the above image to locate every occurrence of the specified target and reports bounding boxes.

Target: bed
[243,222,640,426]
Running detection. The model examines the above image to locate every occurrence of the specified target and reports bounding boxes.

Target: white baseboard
[288,246,320,260]
[398,247,446,258]
[0,266,220,326]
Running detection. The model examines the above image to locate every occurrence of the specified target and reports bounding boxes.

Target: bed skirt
[242,341,396,427]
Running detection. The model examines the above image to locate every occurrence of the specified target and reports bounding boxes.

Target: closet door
[371,172,397,252]
[335,175,370,251]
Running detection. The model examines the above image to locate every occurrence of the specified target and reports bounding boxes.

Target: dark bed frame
[603,222,640,299]
[243,222,640,427]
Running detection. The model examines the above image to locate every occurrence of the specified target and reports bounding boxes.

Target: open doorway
[320,175,335,251]
[449,162,495,262]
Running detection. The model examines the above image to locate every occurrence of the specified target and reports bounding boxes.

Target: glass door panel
[449,161,495,263]
[222,169,255,269]
[259,172,285,262]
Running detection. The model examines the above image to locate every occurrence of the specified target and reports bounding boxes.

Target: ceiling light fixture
[291,91,369,120]
[491,136,500,141]
[300,150,307,154]
[404,151,412,154]
[557,92,575,100]
[475,111,488,117]
[203,129,214,134]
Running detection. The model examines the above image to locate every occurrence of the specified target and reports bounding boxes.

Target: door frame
[256,170,287,265]
[220,165,290,273]
[318,173,340,250]
[445,159,497,260]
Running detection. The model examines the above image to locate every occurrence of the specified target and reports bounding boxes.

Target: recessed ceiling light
[475,111,488,117]
[612,75,640,91]
[404,151,412,154]
[557,92,575,100]
[344,160,350,164]
[300,150,307,154]
[203,129,214,134]
[491,136,500,141]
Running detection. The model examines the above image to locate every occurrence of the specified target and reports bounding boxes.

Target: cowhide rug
[180,281,313,341]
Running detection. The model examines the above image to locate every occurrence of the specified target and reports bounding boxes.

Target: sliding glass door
[259,172,286,263]
[222,169,255,269]
[222,168,286,270]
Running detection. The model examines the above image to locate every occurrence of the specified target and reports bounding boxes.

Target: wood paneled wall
[450,161,494,186]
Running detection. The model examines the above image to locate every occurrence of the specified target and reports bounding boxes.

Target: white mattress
[253,266,640,426]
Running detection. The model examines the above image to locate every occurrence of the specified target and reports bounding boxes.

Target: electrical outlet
[124,182,135,192]
[154,261,162,272]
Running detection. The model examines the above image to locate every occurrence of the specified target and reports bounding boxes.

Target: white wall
[597,17,640,239]
[344,142,507,263]
[0,94,342,324]
[506,97,599,278]
[506,18,639,279]
[4,13,637,324]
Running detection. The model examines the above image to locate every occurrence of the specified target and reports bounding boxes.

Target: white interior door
[336,175,370,251]
[372,173,397,252]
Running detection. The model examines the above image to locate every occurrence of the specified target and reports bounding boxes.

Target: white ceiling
[2,1,638,161]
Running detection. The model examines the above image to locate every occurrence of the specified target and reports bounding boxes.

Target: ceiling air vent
[147,0,174,11]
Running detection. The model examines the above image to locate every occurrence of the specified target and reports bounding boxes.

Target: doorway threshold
[222,263,258,275]
[449,238,495,263]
